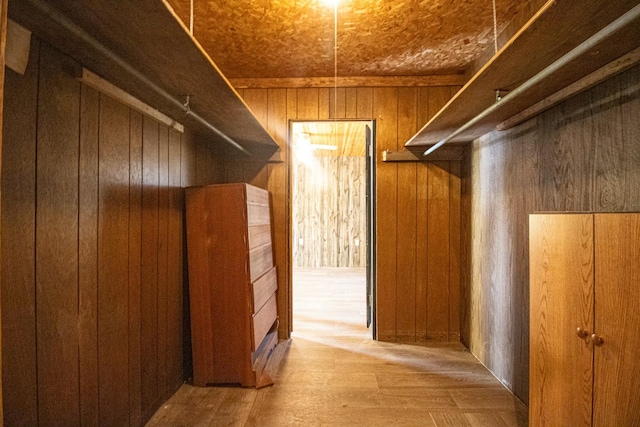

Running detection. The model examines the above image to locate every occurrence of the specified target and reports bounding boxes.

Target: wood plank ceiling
[166,0,532,79]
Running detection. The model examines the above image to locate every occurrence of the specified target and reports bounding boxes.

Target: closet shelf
[10,0,279,159]
[404,0,640,154]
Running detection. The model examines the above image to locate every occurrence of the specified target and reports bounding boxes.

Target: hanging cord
[492,0,498,54]
[190,0,194,35]
[334,2,338,125]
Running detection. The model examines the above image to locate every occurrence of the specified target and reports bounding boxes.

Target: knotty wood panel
[465,64,640,404]
[292,155,366,268]
[1,39,225,426]
[233,85,461,342]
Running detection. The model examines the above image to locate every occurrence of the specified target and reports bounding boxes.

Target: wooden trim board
[78,68,184,133]
[229,75,466,89]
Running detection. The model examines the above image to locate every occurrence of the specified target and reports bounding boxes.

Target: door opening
[289,120,376,340]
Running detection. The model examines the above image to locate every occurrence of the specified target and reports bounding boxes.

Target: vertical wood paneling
[167,130,183,392]
[396,87,417,341]
[448,161,461,341]
[415,87,430,342]
[237,84,460,344]
[298,89,320,120]
[128,110,143,426]
[141,115,159,417]
[426,163,450,341]
[36,43,80,426]
[373,87,398,341]
[1,39,39,427]
[2,40,224,426]
[157,125,169,399]
[319,88,330,119]
[79,84,100,427]
[466,65,640,404]
[345,88,357,118]
[97,94,130,426]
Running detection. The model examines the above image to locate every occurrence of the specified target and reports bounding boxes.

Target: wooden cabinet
[529,213,640,426]
[185,183,278,388]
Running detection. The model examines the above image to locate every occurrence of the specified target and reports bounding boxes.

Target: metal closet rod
[27,0,251,157]
[424,3,640,157]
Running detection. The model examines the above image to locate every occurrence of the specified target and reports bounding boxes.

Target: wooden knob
[590,334,604,347]
[576,327,589,339]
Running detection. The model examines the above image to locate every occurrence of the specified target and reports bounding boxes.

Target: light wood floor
[147,268,527,426]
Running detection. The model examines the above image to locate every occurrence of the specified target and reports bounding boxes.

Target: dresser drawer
[247,201,270,226]
[249,244,273,282]
[251,293,277,351]
[248,224,271,249]
[245,185,269,205]
[251,266,277,314]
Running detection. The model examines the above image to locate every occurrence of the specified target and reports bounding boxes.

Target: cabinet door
[593,214,640,426]
[529,214,594,426]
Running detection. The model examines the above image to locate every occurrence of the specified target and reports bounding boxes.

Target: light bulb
[321,0,339,7]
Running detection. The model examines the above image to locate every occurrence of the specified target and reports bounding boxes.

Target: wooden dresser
[185,183,278,388]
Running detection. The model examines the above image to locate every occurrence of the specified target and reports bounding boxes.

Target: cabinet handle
[590,334,604,347]
[576,327,589,339]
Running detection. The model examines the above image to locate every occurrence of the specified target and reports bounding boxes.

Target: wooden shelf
[9,0,279,159]
[405,0,640,152]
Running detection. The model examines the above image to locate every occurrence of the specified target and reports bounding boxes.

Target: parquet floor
[147,268,527,426]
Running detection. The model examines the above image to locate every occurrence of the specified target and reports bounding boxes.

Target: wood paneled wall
[292,155,366,268]
[463,64,640,403]
[1,39,224,426]
[233,85,462,342]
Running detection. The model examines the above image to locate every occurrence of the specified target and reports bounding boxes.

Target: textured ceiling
[166,0,532,79]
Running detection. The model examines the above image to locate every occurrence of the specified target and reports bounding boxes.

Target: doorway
[289,120,376,340]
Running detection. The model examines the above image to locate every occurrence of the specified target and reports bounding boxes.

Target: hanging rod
[424,3,640,157]
[26,0,251,157]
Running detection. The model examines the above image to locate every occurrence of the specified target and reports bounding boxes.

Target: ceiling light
[321,0,340,7]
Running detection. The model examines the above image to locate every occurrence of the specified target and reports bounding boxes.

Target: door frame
[287,119,377,339]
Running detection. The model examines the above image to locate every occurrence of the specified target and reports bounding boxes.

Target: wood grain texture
[292,154,366,268]
[529,214,594,427]
[35,43,80,426]
[395,87,418,341]
[97,93,131,426]
[236,85,460,343]
[157,124,169,401]
[426,162,451,341]
[1,37,39,427]
[1,39,225,426]
[185,184,277,387]
[10,0,279,155]
[0,0,8,421]
[167,129,184,392]
[593,214,640,426]
[128,109,143,427]
[141,115,160,415]
[465,64,640,404]
[148,267,527,426]
[406,0,640,146]
[79,83,100,427]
